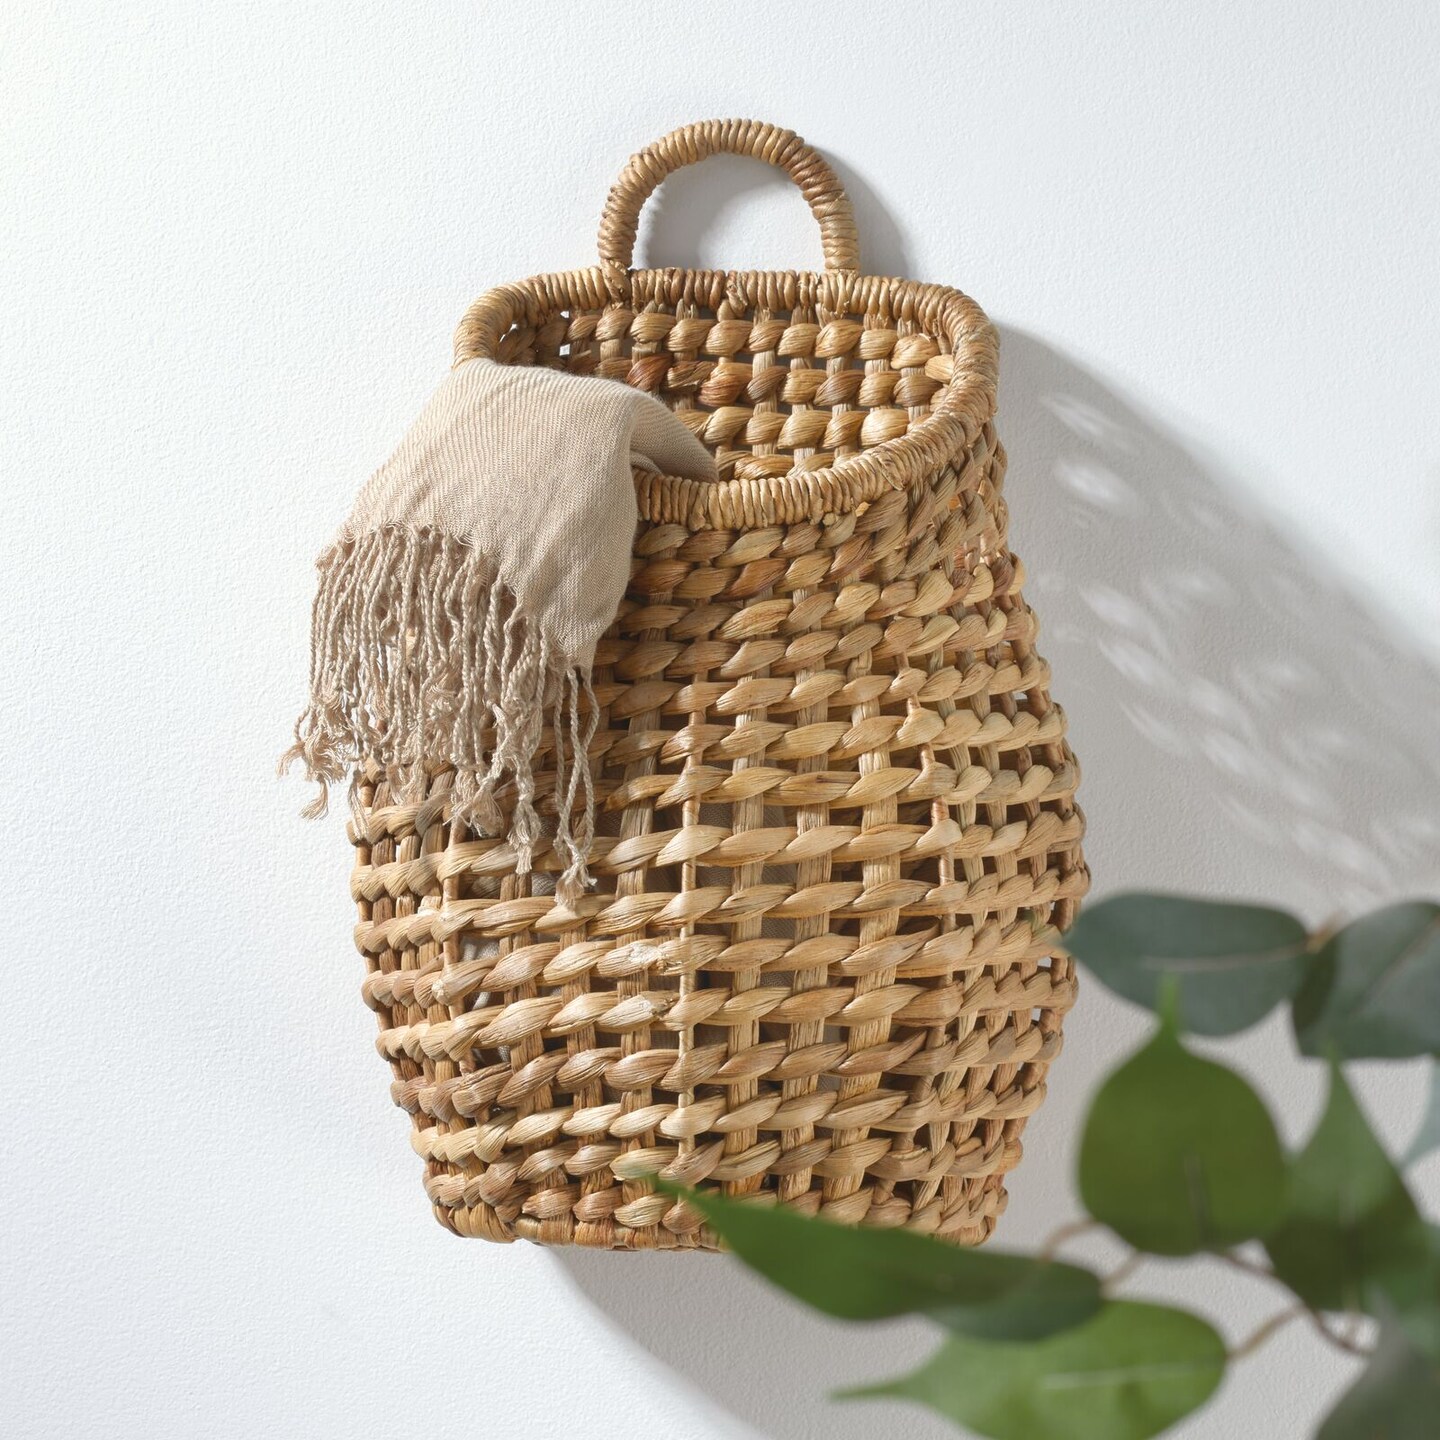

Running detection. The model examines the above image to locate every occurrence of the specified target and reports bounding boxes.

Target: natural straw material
[345,119,1087,1249]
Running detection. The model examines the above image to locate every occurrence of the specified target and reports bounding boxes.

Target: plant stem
[1310,1317,1370,1358]
[1229,1306,1304,1361]
[1037,1218,1101,1262]
[1100,1251,1146,1294]
[1212,1248,1275,1283]
[1212,1250,1373,1359]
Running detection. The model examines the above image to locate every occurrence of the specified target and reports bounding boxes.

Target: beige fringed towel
[285,358,717,903]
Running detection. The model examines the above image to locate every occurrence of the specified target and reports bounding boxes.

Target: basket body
[347,124,1087,1248]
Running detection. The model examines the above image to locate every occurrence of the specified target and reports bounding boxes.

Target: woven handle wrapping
[597,118,860,288]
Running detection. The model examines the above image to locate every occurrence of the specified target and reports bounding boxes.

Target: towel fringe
[281,526,596,898]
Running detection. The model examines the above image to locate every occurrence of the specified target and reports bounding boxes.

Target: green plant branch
[1212,1249,1373,1359]
[1037,1217,1102,1262]
[1228,1305,1306,1361]
[700,894,1439,1438]
[1212,1247,1282,1284]
[1036,1227,1376,1362]
[1301,1307,1373,1360]
[1099,1251,1147,1294]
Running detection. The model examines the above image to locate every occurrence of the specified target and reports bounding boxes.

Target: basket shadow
[998,326,1440,916]
[554,1248,951,1440]
[552,332,1439,1439]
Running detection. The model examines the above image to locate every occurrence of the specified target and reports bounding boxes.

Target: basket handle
[596,119,860,290]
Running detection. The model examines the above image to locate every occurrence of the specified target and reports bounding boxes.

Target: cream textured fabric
[285,358,718,902]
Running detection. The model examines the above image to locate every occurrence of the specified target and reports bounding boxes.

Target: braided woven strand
[596,118,861,288]
[347,121,1086,1248]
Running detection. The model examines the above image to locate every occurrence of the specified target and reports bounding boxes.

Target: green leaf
[1404,1061,1440,1167]
[1064,892,1309,1036]
[1078,1022,1287,1255]
[665,1182,1101,1341]
[1402,1227,1440,1358]
[1265,1063,1436,1317]
[847,1300,1226,1440]
[1318,1324,1440,1440]
[1294,902,1440,1059]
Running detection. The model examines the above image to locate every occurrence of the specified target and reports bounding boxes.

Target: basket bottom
[423,1172,1008,1250]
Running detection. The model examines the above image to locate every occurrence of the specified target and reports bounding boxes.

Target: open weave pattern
[345,121,1087,1248]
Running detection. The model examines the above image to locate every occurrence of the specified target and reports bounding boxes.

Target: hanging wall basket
[347,119,1088,1249]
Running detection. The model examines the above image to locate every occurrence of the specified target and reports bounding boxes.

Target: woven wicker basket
[350,119,1087,1249]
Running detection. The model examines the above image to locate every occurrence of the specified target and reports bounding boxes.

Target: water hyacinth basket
[348,119,1088,1248]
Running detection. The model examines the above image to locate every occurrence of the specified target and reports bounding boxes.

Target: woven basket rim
[451,263,999,531]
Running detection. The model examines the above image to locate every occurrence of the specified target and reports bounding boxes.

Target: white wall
[3,3,1437,1437]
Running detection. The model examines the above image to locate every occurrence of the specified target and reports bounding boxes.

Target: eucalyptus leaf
[1064,892,1309,1036]
[1317,1324,1440,1440]
[1078,1022,1286,1254]
[1403,1061,1440,1167]
[1294,902,1440,1059]
[1403,1227,1440,1358]
[664,1182,1101,1341]
[845,1300,1226,1440]
[1265,1063,1436,1319]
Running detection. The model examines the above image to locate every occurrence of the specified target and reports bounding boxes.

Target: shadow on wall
[1001,326,1440,917]
[554,163,1440,1440]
